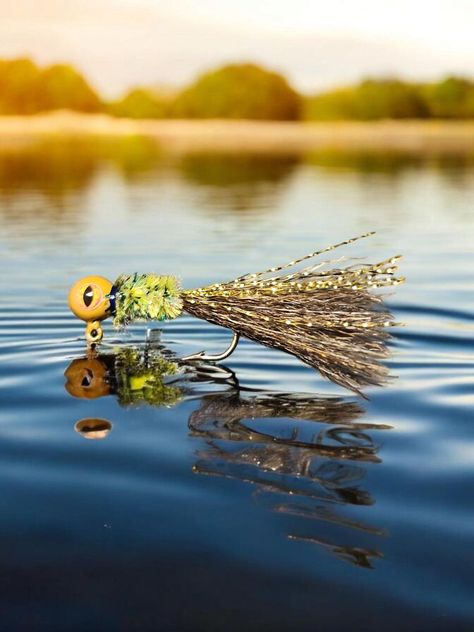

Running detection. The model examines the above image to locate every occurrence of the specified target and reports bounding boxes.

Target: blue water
[0,138,473,631]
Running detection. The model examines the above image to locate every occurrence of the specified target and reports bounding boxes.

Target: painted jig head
[68,275,114,344]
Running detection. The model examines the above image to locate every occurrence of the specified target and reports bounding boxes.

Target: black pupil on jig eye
[83,286,94,307]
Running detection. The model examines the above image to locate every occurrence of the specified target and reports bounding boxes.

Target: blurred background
[0,0,473,120]
[0,2,473,631]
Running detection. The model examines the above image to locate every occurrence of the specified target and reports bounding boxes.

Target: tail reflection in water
[189,392,389,569]
[65,344,392,569]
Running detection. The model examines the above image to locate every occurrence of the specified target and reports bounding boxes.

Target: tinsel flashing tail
[68,232,404,394]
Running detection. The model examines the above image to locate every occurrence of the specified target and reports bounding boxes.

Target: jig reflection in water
[65,341,392,569]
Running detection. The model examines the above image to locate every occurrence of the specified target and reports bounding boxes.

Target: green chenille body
[113,273,183,328]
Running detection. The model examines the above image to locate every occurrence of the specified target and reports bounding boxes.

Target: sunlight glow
[0,0,472,96]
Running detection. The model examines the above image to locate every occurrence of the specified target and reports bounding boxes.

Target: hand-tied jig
[68,232,404,393]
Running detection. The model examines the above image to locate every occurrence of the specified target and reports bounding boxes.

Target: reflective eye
[81,369,94,387]
[83,285,94,307]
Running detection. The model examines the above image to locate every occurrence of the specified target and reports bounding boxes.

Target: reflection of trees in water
[179,152,301,212]
[306,148,474,186]
[0,137,166,225]
[303,149,474,230]
[0,140,95,193]
[65,345,391,569]
[0,139,301,225]
[1,136,472,231]
[106,136,167,182]
[0,139,98,226]
[0,136,166,193]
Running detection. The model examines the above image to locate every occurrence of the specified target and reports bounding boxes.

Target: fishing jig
[67,232,403,393]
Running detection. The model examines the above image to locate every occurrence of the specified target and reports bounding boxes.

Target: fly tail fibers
[182,233,404,394]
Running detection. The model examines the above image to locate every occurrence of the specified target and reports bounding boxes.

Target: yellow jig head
[68,275,114,344]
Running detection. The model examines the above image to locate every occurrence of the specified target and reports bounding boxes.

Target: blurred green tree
[305,79,429,120]
[303,87,356,120]
[109,88,169,119]
[421,77,474,118]
[353,80,429,119]
[0,58,42,114]
[37,64,102,112]
[170,63,301,120]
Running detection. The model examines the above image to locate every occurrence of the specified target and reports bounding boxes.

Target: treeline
[0,58,101,114]
[133,63,301,121]
[1,57,474,120]
[304,78,474,120]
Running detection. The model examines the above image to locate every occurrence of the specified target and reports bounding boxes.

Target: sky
[0,0,473,97]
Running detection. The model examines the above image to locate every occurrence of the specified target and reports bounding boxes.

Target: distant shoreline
[0,111,473,153]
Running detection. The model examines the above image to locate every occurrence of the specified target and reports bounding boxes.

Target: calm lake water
[0,136,473,631]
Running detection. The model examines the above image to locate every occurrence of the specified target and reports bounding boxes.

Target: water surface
[0,137,473,631]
